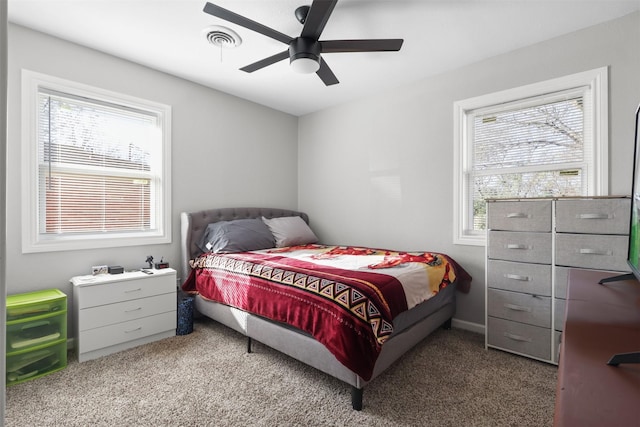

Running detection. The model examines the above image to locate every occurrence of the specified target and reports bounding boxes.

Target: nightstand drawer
[488,231,552,264]
[78,293,176,331]
[487,200,552,232]
[78,311,176,353]
[487,289,551,328]
[556,198,630,234]
[487,260,551,296]
[556,234,629,270]
[75,273,175,309]
[487,317,551,361]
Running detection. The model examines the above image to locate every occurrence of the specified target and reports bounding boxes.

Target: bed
[180,207,471,410]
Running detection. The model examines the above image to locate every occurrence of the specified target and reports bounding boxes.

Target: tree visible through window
[471,96,585,231]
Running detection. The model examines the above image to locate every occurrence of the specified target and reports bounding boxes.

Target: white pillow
[262,216,319,248]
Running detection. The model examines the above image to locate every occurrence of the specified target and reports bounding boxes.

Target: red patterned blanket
[182,245,471,380]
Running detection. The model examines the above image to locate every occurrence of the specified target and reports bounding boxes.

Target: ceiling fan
[203,0,404,86]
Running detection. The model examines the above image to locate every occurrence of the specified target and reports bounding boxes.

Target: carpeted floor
[5,318,557,426]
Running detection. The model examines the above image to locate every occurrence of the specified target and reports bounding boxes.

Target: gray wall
[6,24,299,328]
[298,12,640,329]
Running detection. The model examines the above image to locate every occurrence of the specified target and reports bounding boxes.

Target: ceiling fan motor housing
[289,37,321,64]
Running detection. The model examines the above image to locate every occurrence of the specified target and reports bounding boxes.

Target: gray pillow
[262,216,318,247]
[197,218,276,253]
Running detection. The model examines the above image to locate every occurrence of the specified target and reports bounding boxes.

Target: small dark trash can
[177,295,194,335]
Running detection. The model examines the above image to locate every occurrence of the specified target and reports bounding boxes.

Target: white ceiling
[8,0,640,116]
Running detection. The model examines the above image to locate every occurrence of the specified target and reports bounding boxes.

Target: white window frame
[453,67,608,246]
[21,70,172,253]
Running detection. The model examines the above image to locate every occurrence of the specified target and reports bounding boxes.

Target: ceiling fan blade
[240,50,290,73]
[301,0,338,40]
[321,39,404,53]
[203,2,293,45]
[316,58,339,86]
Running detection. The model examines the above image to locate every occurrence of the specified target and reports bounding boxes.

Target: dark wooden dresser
[554,269,640,426]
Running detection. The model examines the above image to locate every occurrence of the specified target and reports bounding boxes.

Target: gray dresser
[485,197,630,364]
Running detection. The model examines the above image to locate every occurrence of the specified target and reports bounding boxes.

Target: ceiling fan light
[290,56,320,74]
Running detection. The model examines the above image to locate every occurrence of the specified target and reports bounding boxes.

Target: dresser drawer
[487,260,551,296]
[554,330,562,364]
[487,288,551,328]
[78,293,176,332]
[75,273,176,309]
[555,234,629,271]
[555,266,625,299]
[78,311,176,353]
[487,200,552,232]
[488,231,552,264]
[556,198,630,234]
[554,266,570,299]
[487,317,551,361]
[554,298,566,331]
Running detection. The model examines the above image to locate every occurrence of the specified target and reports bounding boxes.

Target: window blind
[37,90,158,235]
[467,95,588,231]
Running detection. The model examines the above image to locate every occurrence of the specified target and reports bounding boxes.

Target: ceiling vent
[203,25,242,49]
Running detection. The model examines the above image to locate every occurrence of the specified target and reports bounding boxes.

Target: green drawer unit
[6,289,68,386]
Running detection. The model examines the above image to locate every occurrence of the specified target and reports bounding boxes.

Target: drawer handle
[125,326,142,333]
[125,307,142,313]
[124,288,142,293]
[506,244,529,250]
[578,248,612,256]
[576,213,611,220]
[504,273,530,281]
[506,213,529,219]
[504,303,532,313]
[504,332,532,343]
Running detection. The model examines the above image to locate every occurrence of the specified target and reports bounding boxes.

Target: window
[453,68,608,245]
[22,70,171,252]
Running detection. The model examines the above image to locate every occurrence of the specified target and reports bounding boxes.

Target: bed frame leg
[442,318,452,330]
[351,387,363,411]
[247,337,252,353]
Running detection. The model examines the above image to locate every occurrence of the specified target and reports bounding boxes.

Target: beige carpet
[5,318,557,426]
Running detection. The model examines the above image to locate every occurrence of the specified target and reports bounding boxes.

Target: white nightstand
[71,268,177,362]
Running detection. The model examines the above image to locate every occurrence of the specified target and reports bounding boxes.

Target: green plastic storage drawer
[6,289,68,386]
[6,289,67,322]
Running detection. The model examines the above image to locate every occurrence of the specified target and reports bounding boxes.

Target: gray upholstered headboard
[180,207,309,282]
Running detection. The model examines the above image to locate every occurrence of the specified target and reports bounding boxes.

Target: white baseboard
[452,318,485,335]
